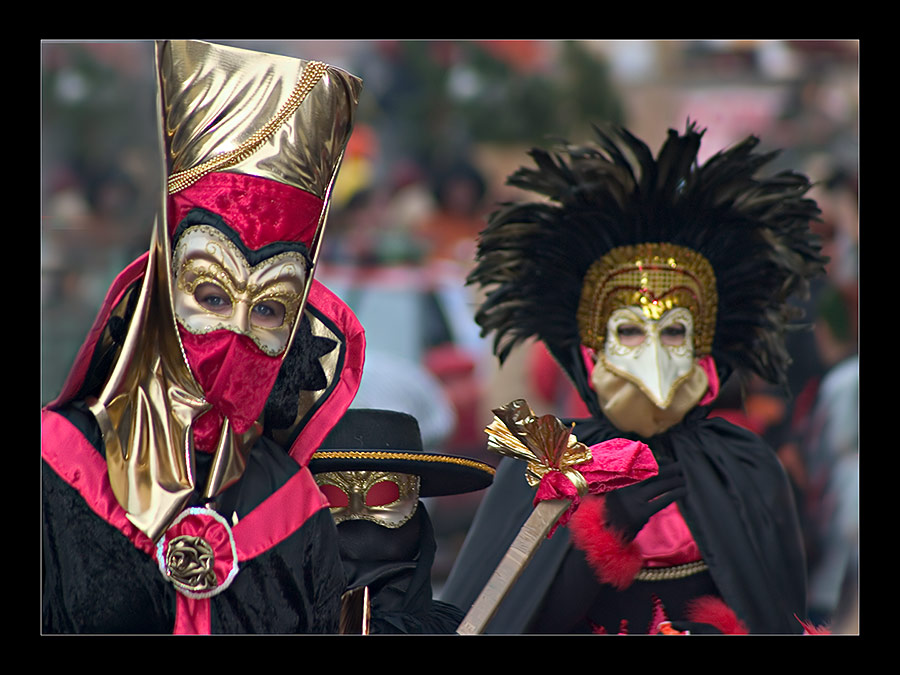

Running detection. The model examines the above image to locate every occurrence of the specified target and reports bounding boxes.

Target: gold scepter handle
[339,586,371,635]
[456,498,569,635]
[455,399,656,635]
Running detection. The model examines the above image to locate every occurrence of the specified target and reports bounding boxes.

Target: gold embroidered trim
[577,243,718,356]
[311,450,496,475]
[634,560,709,582]
[167,61,329,195]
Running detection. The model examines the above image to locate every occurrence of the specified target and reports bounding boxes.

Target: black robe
[41,252,365,635]
[337,504,465,634]
[42,402,346,634]
[440,406,808,634]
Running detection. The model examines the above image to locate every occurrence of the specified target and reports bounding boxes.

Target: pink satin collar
[42,408,330,634]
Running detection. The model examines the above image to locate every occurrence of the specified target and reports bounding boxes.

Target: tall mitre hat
[160,39,362,255]
[49,41,365,542]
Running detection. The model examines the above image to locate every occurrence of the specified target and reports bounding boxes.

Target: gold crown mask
[577,243,717,356]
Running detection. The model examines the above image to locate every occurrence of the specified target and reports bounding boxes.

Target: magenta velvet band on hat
[167,172,325,249]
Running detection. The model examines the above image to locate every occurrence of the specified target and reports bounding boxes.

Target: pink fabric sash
[634,501,703,568]
[42,408,330,634]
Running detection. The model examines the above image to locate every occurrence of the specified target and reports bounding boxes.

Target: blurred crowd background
[41,40,859,633]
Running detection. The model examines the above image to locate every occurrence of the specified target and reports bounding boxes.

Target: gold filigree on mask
[577,243,717,356]
[172,224,307,356]
[606,306,694,358]
[315,471,421,529]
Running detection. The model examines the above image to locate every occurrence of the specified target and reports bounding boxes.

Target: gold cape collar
[87,220,260,543]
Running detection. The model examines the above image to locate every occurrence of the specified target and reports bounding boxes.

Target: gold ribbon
[484,399,592,495]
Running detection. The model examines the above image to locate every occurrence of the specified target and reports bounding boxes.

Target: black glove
[603,461,686,542]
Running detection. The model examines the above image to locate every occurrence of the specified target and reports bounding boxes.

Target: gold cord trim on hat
[634,560,709,582]
[167,61,329,195]
[577,243,718,356]
[311,450,496,475]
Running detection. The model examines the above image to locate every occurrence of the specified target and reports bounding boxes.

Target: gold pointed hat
[159,39,363,251]
[84,41,363,543]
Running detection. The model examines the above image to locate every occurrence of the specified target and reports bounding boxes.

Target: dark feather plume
[467,122,826,400]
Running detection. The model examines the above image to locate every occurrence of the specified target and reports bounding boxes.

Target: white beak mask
[602,306,695,409]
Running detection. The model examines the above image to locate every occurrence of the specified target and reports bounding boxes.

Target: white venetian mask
[172,224,309,356]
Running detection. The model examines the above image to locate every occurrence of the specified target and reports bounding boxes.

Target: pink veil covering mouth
[178,328,284,453]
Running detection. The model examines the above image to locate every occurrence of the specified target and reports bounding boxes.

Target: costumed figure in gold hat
[442,123,828,634]
[42,40,365,634]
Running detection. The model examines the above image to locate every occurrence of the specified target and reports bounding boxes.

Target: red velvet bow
[533,436,657,532]
[485,399,657,535]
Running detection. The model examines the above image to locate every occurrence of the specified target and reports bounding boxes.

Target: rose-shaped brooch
[155,507,239,599]
[457,399,656,634]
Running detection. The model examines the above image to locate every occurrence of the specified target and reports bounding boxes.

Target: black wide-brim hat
[309,408,495,498]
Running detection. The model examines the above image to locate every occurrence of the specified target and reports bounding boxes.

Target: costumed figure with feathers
[41,40,366,634]
[441,123,827,634]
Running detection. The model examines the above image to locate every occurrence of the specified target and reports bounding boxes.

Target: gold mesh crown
[577,243,717,355]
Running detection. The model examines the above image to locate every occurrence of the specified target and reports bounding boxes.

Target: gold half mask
[577,243,717,356]
[315,471,421,529]
[172,224,308,356]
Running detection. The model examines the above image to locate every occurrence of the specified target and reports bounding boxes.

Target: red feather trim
[569,495,643,589]
[798,616,832,635]
[685,596,750,635]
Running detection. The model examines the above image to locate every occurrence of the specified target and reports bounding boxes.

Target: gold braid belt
[634,560,709,582]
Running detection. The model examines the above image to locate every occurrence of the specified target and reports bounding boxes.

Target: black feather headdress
[467,123,826,410]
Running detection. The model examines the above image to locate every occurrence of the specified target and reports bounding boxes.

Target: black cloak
[440,405,808,634]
